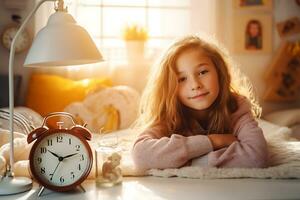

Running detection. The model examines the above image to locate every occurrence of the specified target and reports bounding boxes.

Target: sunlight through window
[66,0,191,62]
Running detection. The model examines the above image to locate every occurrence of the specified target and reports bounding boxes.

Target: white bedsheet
[1,119,299,179]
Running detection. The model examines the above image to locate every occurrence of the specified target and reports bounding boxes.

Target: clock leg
[79,184,86,193]
[37,186,45,197]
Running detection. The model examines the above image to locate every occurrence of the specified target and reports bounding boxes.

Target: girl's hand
[207,134,237,150]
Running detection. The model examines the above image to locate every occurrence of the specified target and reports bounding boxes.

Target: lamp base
[0,174,32,195]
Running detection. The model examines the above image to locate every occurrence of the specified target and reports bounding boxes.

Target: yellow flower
[122,24,148,41]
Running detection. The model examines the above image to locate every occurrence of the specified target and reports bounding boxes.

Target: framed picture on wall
[234,0,273,11]
[232,13,272,54]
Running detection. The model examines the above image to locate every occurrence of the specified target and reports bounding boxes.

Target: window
[66,0,191,62]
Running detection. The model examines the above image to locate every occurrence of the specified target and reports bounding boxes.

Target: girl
[132,35,268,171]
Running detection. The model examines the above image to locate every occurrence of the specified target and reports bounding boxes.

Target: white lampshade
[24,11,103,67]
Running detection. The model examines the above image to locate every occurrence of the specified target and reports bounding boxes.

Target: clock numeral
[41,167,45,174]
[47,139,53,146]
[78,164,81,171]
[40,147,47,154]
[75,145,80,151]
[37,157,42,164]
[57,136,63,143]
[80,154,84,161]
[69,138,72,145]
[60,176,64,183]
[49,173,54,181]
[70,171,75,179]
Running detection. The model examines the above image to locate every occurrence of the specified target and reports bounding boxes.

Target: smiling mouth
[189,92,209,99]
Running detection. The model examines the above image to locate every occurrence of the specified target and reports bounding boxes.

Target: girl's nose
[192,85,201,91]
[191,77,203,91]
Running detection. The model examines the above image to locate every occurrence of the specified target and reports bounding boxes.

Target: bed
[0,108,300,199]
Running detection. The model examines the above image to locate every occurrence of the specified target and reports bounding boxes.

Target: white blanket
[1,119,300,179]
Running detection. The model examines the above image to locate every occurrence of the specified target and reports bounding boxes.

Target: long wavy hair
[134,35,261,135]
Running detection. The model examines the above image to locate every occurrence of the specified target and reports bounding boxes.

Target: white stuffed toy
[64,86,140,133]
[0,138,32,163]
[0,129,26,173]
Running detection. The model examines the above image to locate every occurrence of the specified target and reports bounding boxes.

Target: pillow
[263,109,300,127]
[26,74,111,116]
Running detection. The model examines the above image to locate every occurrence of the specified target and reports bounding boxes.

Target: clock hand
[63,153,78,159]
[49,153,77,181]
[50,161,61,181]
[48,150,61,159]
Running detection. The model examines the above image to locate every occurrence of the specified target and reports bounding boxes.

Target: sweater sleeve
[207,106,268,168]
[131,125,213,171]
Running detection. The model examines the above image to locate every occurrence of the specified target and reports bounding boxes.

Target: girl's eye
[198,70,209,76]
[178,77,186,83]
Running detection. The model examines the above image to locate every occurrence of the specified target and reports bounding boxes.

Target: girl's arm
[207,112,268,168]
[131,125,213,171]
[207,134,237,150]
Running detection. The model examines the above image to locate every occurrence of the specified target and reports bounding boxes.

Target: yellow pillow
[26,74,111,117]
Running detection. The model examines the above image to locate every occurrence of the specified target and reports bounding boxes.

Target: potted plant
[122,24,148,64]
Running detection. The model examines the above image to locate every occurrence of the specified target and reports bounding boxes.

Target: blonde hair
[134,35,261,135]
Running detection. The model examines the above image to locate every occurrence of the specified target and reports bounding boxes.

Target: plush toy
[0,128,25,147]
[0,129,28,172]
[0,137,32,163]
[101,152,122,183]
[0,133,32,176]
[63,85,140,133]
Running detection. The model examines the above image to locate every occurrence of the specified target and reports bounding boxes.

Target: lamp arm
[8,0,57,175]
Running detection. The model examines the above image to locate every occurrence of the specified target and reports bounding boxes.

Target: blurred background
[0,0,299,120]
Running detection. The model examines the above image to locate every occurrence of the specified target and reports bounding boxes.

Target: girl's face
[249,23,259,37]
[176,48,219,111]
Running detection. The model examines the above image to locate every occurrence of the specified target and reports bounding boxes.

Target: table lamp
[0,0,103,195]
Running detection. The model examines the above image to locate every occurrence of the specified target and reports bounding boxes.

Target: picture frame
[234,0,273,11]
[232,13,272,54]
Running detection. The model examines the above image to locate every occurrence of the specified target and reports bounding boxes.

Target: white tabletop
[0,176,300,200]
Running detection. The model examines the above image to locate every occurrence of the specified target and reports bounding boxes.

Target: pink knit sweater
[132,96,268,171]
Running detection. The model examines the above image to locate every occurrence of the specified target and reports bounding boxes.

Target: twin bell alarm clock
[27,112,93,192]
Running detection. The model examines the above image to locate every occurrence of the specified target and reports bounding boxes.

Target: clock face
[30,132,92,190]
[1,26,31,53]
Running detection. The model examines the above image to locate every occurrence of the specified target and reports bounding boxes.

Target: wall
[190,0,217,36]
[0,0,35,105]
[216,0,300,115]
[0,0,108,105]
[1,0,299,113]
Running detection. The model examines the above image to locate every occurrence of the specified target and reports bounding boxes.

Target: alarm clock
[1,24,31,53]
[27,112,93,192]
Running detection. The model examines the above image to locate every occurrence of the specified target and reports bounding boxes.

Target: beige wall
[215,0,300,115]
[0,0,35,105]
[1,0,299,113]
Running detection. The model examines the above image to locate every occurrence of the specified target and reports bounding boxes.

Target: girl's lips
[189,92,209,99]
